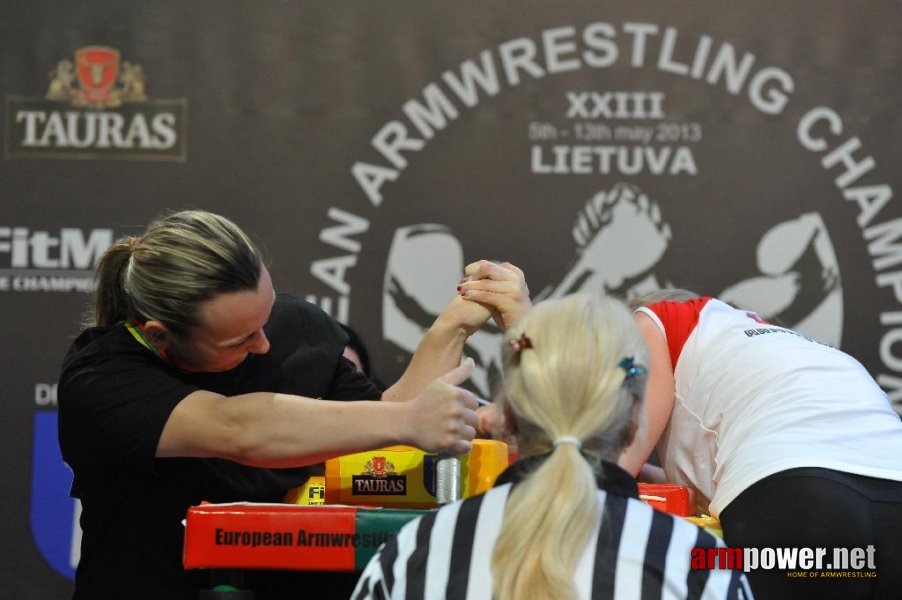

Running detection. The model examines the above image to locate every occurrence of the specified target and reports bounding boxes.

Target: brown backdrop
[1,1,899,597]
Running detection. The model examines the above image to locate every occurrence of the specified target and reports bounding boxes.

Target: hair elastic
[552,436,583,449]
[618,356,646,379]
[509,332,533,353]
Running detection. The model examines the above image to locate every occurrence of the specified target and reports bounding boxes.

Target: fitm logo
[0,225,113,293]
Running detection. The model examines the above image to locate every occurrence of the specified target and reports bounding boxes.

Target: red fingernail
[456,285,461,291]
[461,291,468,297]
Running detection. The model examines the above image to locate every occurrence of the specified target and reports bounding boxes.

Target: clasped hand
[457,260,532,332]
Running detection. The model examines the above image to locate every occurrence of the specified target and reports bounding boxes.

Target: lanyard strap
[124,321,167,362]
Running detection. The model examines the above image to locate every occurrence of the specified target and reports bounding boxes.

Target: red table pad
[183,502,425,573]
[637,482,692,516]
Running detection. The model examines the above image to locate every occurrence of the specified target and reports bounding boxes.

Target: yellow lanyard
[124,321,167,362]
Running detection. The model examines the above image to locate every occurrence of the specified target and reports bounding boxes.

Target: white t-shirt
[636,297,902,516]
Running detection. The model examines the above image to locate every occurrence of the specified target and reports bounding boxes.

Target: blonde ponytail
[491,293,647,600]
[492,446,598,600]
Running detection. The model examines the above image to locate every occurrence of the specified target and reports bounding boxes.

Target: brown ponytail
[88,211,262,335]
[93,238,139,327]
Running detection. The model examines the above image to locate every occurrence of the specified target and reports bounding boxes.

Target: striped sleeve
[445,492,484,597]
[674,520,755,600]
[460,485,511,599]
[640,507,675,599]
[351,509,431,600]
[433,484,510,600]
[354,487,754,600]
[592,493,628,598]
[352,547,390,600]
[404,510,440,598]
[592,497,754,600]
[612,496,654,599]
[351,485,512,600]
[686,526,717,597]
[421,500,464,597]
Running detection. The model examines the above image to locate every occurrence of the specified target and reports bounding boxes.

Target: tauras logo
[4,46,187,161]
[352,455,407,495]
[351,475,407,495]
[14,111,178,151]
[0,226,113,293]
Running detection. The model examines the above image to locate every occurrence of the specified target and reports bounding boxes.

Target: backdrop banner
[1,1,899,597]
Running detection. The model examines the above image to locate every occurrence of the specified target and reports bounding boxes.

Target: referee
[353,294,752,599]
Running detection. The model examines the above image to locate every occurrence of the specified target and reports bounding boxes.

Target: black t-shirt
[58,294,381,599]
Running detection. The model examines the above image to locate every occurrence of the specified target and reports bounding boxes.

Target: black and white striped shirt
[352,459,753,599]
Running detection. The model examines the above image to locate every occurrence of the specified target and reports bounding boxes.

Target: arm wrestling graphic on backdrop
[383,182,843,399]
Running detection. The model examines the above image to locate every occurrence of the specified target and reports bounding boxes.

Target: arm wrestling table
[182,442,699,598]
[184,502,426,598]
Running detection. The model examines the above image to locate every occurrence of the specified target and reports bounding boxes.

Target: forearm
[618,313,677,477]
[381,318,469,403]
[617,437,649,478]
[232,394,423,466]
[160,391,414,467]
[617,406,668,477]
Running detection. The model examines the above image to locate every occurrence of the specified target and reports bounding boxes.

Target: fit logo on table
[4,46,188,161]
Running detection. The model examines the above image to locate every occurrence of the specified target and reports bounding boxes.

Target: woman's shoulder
[61,325,145,374]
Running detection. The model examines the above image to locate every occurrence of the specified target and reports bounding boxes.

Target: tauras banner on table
[0,2,898,598]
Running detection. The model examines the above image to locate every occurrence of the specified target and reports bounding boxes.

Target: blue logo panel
[31,410,77,580]
[423,454,437,497]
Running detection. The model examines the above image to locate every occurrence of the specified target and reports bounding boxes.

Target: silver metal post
[435,453,461,505]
